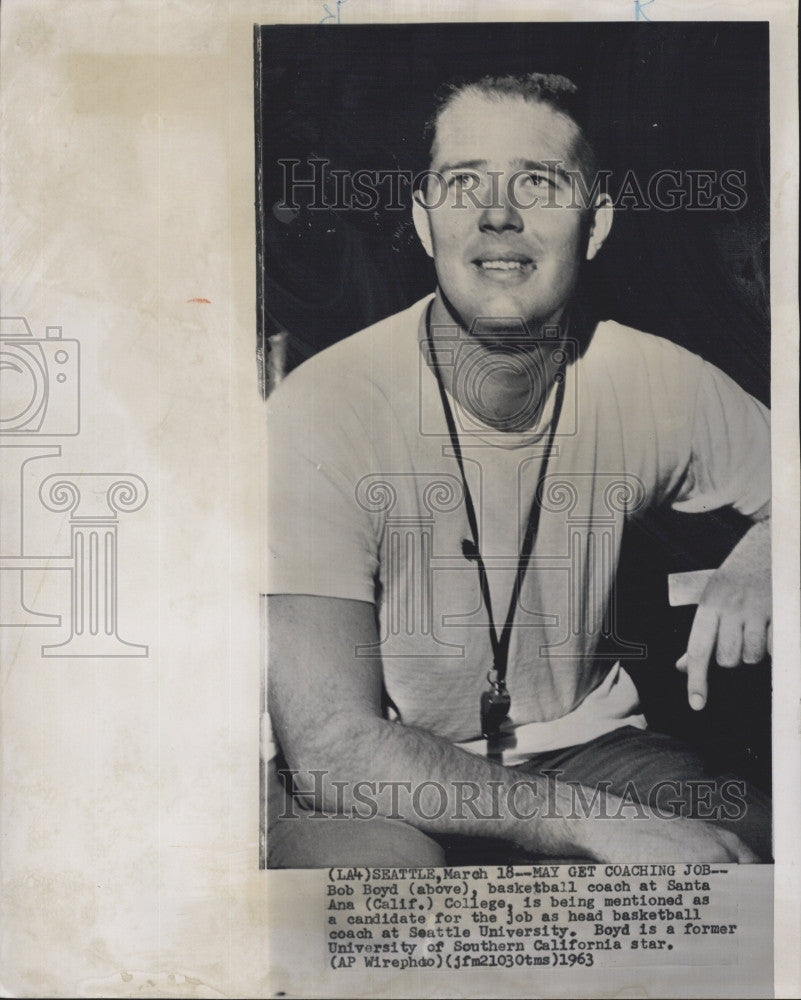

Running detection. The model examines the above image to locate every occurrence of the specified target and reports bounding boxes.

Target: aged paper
[0,1,798,998]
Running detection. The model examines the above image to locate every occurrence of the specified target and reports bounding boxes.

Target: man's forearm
[725,514,770,566]
[280,712,584,859]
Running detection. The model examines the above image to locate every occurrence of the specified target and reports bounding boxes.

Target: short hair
[423,72,597,183]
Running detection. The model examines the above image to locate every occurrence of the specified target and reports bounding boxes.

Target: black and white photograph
[260,21,773,869]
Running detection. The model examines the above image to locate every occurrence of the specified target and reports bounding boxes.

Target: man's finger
[742,614,768,664]
[685,605,719,710]
[715,615,743,668]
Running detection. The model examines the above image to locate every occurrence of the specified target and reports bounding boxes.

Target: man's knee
[268,812,447,868]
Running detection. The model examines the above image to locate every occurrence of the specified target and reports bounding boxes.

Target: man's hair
[423,72,598,183]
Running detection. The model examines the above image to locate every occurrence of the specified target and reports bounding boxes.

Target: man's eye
[447,172,479,187]
[519,172,553,188]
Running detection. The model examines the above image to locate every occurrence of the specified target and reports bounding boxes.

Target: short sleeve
[671,361,771,518]
[262,369,380,604]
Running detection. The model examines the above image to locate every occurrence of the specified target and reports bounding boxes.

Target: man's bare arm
[268,594,577,854]
[267,594,756,862]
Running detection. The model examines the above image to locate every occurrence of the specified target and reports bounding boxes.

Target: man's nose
[478,195,524,233]
[477,177,524,233]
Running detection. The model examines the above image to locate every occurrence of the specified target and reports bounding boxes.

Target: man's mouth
[472,254,535,275]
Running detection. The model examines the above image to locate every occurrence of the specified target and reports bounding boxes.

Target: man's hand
[676,516,771,710]
[577,808,758,863]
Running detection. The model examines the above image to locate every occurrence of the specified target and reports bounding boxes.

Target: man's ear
[585,193,614,261]
[412,193,434,258]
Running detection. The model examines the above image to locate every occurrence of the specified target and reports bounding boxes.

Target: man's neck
[427,292,567,433]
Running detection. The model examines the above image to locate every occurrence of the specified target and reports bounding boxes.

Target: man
[263,74,771,866]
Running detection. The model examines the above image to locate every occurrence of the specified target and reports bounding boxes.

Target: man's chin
[435,286,567,344]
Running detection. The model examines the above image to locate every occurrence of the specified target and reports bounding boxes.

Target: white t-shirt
[448,392,647,763]
[263,295,770,761]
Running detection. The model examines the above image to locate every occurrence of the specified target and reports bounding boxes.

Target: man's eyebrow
[511,158,572,181]
[435,159,487,173]
[435,158,573,181]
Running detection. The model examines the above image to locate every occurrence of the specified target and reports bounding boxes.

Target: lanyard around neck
[425,302,567,690]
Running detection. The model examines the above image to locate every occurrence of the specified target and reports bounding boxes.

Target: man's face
[414,90,595,335]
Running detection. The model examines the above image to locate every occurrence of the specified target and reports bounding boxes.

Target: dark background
[255,21,771,792]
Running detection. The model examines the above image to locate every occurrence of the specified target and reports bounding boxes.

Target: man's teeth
[479,259,528,270]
